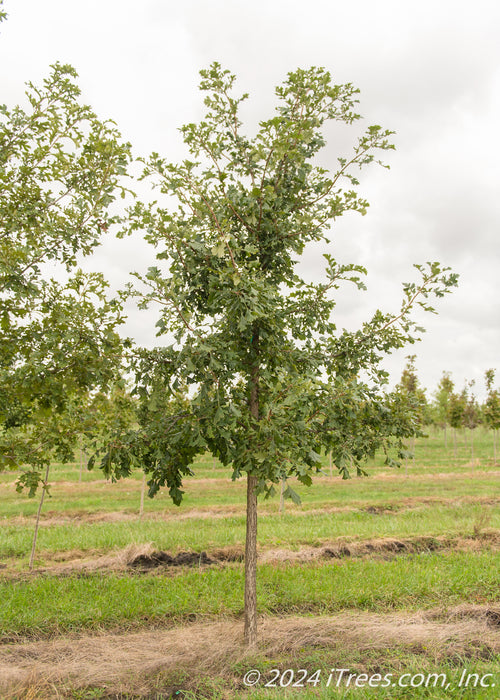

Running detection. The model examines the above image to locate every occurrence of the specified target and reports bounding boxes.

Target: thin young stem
[29,463,50,571]
[470,429,474,474]
[79,447,84,483]
[139,471,146,520]
[279,478,285,514]
[244,327,260,646]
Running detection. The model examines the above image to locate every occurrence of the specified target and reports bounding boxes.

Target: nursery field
[0,428,499,699]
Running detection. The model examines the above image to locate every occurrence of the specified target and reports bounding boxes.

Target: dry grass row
[2,606,499,698]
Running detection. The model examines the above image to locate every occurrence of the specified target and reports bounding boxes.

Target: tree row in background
[395,356,500,464]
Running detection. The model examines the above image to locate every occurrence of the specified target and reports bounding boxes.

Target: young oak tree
[484,369,500,463]
[462,380,481,468]
[448,386,467,461]
[396,355,430,426]
[394,355,429,473]
[0,60,131,494]
[100,64,457,645]
[432,370,455,448]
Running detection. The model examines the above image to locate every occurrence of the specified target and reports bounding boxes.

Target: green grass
[1,550,499,639]
[1,428,499,699]
[1,500,498,562]
[0,456,497,521]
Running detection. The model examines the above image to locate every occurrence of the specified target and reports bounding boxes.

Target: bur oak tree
[395,355,429,472]
[0,61,131,492]
[448,387,467,460]
[484,369,500,463]
[397,355,429,427]
[462,381,480,466]
[101,64,457,645]
[432,371,454,447]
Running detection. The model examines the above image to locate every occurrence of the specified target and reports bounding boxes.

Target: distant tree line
[394,356,500,464]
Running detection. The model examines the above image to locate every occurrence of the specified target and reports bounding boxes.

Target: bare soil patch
[128,549,216,569]
[1,607,499,698]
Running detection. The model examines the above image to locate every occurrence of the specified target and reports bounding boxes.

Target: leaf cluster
[0,63,131,477]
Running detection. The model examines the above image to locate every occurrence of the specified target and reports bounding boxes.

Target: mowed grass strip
[1,550,499,638]
[1,500,498,561]
[1,470,499,518]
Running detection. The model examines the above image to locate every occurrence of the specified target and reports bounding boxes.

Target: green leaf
[284,485,302,505]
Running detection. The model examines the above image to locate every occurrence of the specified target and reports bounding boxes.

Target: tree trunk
[494,430,497,465]
[444,424,447,450]
[29,463,50,571]
[244,327,260,646]
[79,447,85,483]
[470,429,474,474]
[244,473,258,645]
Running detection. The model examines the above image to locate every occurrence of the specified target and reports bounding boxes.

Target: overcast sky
[1,0,499,400]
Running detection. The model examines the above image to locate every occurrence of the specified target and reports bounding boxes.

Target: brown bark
[244,327,260,646]
[244,473,258,645]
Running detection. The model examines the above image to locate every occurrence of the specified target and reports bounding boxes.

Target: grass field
[0,428,499,699]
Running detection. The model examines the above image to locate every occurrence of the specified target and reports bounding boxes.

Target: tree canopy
[99,64,458,489]
[0,62,131,483]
